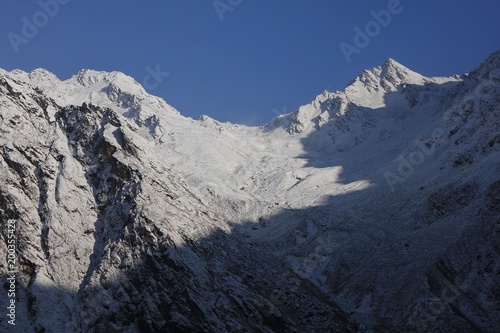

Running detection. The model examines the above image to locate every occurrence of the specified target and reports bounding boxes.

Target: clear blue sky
[1,0,499,125]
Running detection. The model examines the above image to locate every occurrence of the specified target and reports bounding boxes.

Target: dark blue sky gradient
[1,0,499,124]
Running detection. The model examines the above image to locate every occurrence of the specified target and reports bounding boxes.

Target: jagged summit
[381,57,409,72]
[270,57,464,138]
[2,67,157,101]
[0,67,60,88]
[73,69,112,86]
[28,68,60,81]
[71,69,142,89]
[0,66,181,137]
[379,57,421,84]
[353,58,428,93]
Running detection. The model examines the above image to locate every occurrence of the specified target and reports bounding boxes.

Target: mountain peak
[72,69,133,87]
[383,57,401,67]
[73,69,107,86]
[30,68,58,77]
[368,58,427,92]
[381,58,410,73]
[342,58,427,105]
[71,69,136,86]
[380,58,415,78]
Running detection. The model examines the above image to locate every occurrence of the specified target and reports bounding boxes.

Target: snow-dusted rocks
[0,51,499,332]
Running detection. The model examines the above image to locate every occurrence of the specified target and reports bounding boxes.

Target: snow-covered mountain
[0,51,499,332]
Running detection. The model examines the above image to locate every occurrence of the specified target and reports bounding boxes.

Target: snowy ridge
[0,51,499,332]
[4,67,182,141]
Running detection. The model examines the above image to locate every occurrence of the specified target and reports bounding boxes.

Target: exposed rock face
[0,52,499,332]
